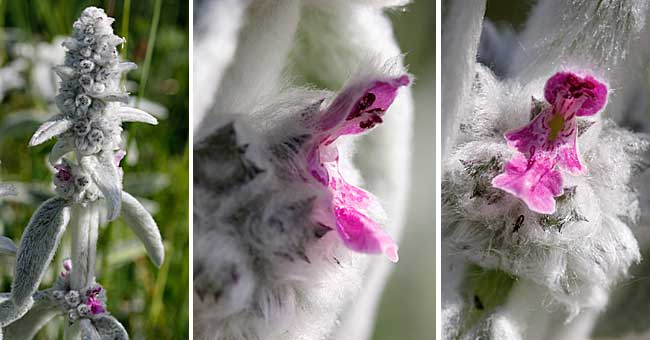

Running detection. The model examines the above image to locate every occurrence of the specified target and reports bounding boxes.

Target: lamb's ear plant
[442,1,650,340]
[0,7,164,339]
[194,1,413,339]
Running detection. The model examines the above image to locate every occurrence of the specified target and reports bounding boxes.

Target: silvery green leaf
[0,295,32,327]
[94,92,129,104]
[117,62,137,73]
[127,97,168,119]
[53,66,76,80]
[121,191,164,267]
[28,116,72,146]
[49,136,75,165]
[0,236,17,256]
[12,197,70,307]
[80,319,101,340]
[0,183,16,197]
[116,107,158,125]
[82,152,122,221]
[92,314,129,340]
[3,292,59,340]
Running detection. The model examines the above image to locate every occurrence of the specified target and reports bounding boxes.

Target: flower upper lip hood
[306,74,410,262]
[492,71,608,214]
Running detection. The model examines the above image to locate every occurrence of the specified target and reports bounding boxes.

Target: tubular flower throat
[307,75,410,262]
[492,72,608,214]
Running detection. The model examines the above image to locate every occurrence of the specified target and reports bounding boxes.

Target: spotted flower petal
[493,72,608,214]
[491,153,563,214]
[305,75,409,261]
[544,72,607,117]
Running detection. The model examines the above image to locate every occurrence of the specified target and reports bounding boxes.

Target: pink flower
[54,164,73,183]
[306,75,409,262]
[86,285,105,315]
[492,72,607,214]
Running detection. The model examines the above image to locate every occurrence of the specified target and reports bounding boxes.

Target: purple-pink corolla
[492,72,608,214]
[306,75,410,262]
[86,285,105,315]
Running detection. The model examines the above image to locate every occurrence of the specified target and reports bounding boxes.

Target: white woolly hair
[509,0,650,128]
[193,61,404,339]
[442,64,648,318]
[193,0,252,128]
[289,3,414,338]
[510,0,649,81]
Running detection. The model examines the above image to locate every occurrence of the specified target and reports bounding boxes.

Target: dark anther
[358,92,376,111]
[314,223,333,238]
[513,215,524,233]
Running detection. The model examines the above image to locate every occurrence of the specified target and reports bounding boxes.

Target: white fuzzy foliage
[121,191,165,267]
[443,2,650,339]
[289,2,413,338]
[193,0,251,127]
[441,0,486,158]
[194,59,408,339]
[511,0,649,82]
[11,197,70,307]
[195,1,413,339]
[0,7,162,339]
[197,0,301,139]
[443,65,647,319]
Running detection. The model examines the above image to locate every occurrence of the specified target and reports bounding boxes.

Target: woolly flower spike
[492,72,607,214]
[307,75,410,262]
[29,6,157,221]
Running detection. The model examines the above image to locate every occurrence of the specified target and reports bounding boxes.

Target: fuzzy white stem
[65,202,100,340]
[70,206,91,291]
[441,0,486,158]
[63,322,80,340]
[197,0,301,139]
[193,0,252,127]
[86,202,99,284]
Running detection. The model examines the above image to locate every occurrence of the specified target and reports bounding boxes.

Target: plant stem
[65,202,100,340]
[63,322,80,340]
[70,206,90,291]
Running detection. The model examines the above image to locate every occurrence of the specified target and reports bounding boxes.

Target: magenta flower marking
[306,75,409,262]
[86,285,105,315]
[492,72,607,214]
[54,164,73,183]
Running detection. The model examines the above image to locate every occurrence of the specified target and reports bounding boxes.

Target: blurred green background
[0,0,188,339]
[373,3,435,340]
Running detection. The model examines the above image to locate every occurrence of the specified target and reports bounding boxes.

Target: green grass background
[0,0,188,338]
